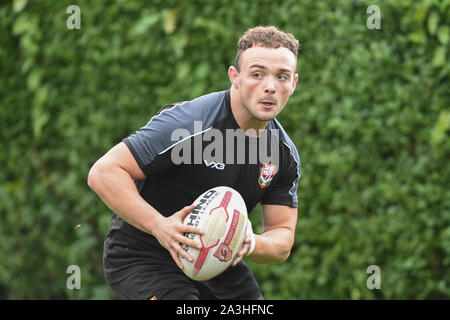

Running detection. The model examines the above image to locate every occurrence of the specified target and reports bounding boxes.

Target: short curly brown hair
[234,26,300,72]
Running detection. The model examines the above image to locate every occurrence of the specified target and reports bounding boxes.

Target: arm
[87,142,155,233]
[253,204,297,263]
[232,204,297,265]
[87,142,202,269]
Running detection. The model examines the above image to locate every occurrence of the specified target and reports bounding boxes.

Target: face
[229,46,298,125]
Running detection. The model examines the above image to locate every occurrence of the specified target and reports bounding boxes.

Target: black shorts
[109,261,264,300]
[103,229,264,300]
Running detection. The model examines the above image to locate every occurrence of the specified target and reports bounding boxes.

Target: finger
[173,241,194,263]
[238,242,250,257]
[177,204,196,219]
[176,233,202,250]
[232,254,243,267]
[181,224,204,236]
[237,235,251,257]
[169,248,185,270]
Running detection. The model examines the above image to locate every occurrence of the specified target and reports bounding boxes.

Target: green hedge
[0,0,448,299]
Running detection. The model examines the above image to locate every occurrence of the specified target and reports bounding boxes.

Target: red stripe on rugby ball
[193,191,233,275]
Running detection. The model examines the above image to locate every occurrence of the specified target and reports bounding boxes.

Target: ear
[290,73,299,96]
[228,66,239,89]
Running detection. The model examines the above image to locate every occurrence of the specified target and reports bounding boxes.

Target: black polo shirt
[103,89,301,285]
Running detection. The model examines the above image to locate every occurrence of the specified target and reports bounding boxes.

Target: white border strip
[158,126,213,155]
[283,141,301,204]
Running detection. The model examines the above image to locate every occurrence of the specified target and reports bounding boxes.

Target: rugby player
[88,26,301,300]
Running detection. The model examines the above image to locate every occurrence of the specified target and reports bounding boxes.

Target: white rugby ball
[180,186,248,281]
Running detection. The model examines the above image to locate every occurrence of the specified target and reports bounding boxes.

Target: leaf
[129,13,160,36]
[427,11,439,35]
[408,31,425,44]
[31,86,49,137]
[12,14,31,36]
[27,69,41,91]
[432,46,446,67]
[437,26,449,44]
[163,9,177,34]
[13,0,28,13]
[431,110,450,147]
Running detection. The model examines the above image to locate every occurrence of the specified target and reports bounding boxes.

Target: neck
[229,86,269,137]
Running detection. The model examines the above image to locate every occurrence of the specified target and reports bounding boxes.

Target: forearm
[87,161,161,235]
[247,228,293,264]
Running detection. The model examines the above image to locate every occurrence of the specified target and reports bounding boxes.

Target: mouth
[260,101,276,109]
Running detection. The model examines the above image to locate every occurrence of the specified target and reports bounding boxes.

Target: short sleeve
[123,103,189,177]
[122,91,230,178]
[261,143,301,208]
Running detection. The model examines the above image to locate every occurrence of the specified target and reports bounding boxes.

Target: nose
[264,77,276,94]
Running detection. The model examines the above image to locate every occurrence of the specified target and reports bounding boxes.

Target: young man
[88,26,301,300]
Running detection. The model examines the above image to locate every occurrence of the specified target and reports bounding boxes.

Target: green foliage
[1,0,448,299]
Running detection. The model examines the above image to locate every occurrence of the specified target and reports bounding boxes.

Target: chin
[255,113,276,122]
[245,103,278,122]
[258,108,279,120]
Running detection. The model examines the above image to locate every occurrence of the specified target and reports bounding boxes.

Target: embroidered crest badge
[258,163,277,188]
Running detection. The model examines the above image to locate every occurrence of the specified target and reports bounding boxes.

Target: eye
[278,74,289,80]
[252,72,262,79]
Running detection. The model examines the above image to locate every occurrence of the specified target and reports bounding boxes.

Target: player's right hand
[151,204,203,270]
